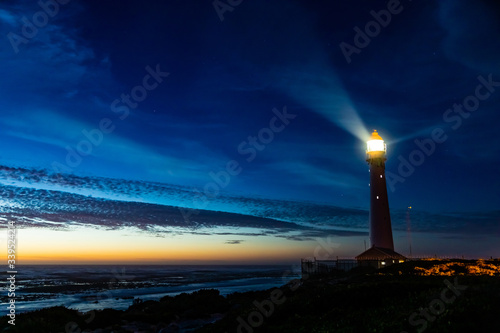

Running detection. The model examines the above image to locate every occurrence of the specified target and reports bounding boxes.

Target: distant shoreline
[1,264,301,315]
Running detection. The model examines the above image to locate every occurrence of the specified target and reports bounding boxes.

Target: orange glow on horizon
[4,227,316,265]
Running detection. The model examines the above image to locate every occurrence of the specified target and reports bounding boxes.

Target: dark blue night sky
[0,0,499,261]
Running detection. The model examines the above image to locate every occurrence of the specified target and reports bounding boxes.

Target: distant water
[1,265,301,313]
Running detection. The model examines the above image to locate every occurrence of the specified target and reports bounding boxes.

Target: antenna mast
[406,206,413,258]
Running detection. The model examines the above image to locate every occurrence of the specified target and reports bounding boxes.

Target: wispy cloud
[0,8,17,26]
[268,160,365,189]
[0,166,496,241]
[225,240,244,244]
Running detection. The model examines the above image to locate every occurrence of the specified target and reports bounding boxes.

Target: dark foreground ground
[2,259,500,333]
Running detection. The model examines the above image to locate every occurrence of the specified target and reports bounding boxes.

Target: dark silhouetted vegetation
[1,260,499,332]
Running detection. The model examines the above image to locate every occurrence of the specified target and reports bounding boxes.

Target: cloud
[0,11,99,95]
[268,160,365,189]
[225,240,244,245]
[0,8,17,26]
[0,3,224,186]
[390,209,500,235]
[0,165,496,242]
[0,165,369,241]
[0,110,93,148]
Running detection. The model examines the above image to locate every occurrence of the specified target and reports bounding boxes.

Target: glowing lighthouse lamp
[366,131,386,156]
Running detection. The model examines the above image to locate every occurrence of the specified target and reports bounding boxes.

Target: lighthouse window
[376,196,379,199]
[380,175,383,178]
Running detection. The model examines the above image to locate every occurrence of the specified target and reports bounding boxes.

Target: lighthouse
[302,129,405,274]
[366,129,394,250]
[356,130,405,267]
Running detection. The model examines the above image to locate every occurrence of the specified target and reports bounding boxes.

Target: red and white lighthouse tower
[366,130,394,250]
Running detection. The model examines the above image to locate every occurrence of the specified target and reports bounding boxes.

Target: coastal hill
[2,259,499,332]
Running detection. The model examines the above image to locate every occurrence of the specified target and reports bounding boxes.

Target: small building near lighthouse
[355,246,406,269]
[356,129,406,268]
